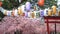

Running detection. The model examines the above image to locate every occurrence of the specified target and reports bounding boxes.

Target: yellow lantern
[52,5,56,15]
[48,9,52,16]
[18,8,20,15]
[31,12,35,18]
[18,8,23,16]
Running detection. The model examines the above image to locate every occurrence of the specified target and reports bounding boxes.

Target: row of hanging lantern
[0,6,57,19]
[0,0,58,19]
[1,9,43,18]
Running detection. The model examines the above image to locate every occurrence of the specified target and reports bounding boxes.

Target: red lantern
[38,0,44,6]
[0,1,2,7]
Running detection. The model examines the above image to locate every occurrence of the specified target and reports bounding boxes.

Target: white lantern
[4,10,7,15]
[25,2,31,11]
[21,5,25,12]
[44,8,48,16]
[14,9,18,16]
[19,0,22,3]
[7,11,11,16]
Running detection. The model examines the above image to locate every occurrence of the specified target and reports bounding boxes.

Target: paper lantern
[0,1,2,7]
[12,9,15,16]
[28,12,31,18]
[14,9,18,16]
[18,8,21,15]
[26,2,31,11]
[34,6,36,11]
[0,7,4,12]
[44,9,48,16]
[19,0,22,3]
[21,5,25,12]
[31,12,35,18]
[25,12,28,17]
[18,8,23,15]
[40,10,44,17]
[52,5,56,15]
[20,8,23,15]
[34,11,36,18]
[36,12,40,18]
[7,11,11,16]
[38,0,44,6]
[48,9,52,16]
[4,10,7,15]
[11,11,14,16]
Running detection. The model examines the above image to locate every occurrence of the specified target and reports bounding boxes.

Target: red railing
[44,16,60,34]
